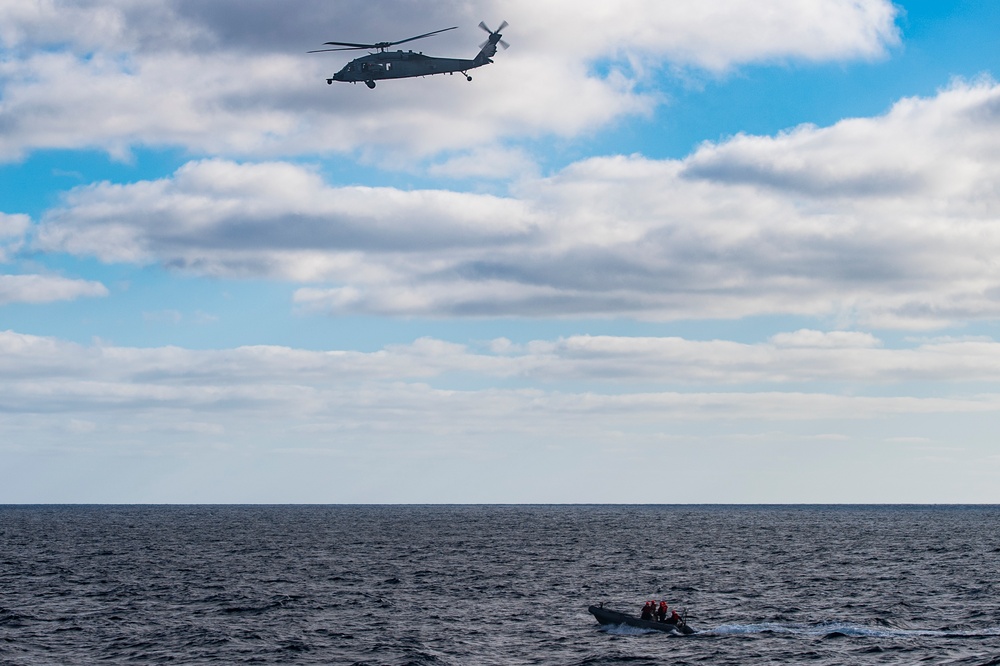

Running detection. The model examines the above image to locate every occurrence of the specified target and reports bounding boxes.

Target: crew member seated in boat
[656,601,668,622]
[670,608,682,625]
[640,601,655,621]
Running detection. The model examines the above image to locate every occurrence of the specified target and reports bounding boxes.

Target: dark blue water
[2,505,999,665]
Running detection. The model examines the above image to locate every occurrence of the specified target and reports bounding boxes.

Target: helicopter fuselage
[329,50,491,87]
[314,21,506,89]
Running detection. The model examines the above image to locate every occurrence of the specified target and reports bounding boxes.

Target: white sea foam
[708,623,1000,639]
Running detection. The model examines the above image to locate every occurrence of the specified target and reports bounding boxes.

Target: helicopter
[309,21,508,89]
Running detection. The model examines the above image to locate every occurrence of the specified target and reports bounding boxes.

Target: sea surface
[1,505,999,665]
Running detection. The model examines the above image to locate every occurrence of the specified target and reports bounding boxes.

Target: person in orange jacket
[640,600,655,620]
[656,600,668,622]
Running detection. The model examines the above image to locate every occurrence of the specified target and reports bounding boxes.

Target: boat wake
[706,622,1000,640]
[599,623,684,636]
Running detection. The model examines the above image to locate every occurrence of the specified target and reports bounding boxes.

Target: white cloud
[509,0,899,71]
[0,332,934,440]
[1,210,107,303]
[512,333,1000,385]
[427,145,538,180]
[0,212,30,262]
[5,328,1000,400]
[769,329,881,349]
[34,80,1000,329]
[0,212,29,238]
[0,274,108,304]
[682,77,1000,199]
[0,0,900,160]
[36,158,539,275]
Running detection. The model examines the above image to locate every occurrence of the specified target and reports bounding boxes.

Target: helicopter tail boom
[474,45,496,67]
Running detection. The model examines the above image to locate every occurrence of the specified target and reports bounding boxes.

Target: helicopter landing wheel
[466,75,472,81]
[326,78,333,85]
[365,80,376,89]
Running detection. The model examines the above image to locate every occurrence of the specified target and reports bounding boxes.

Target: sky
[2,0,1000,503]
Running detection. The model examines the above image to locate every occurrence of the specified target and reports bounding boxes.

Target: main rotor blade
[321,40,376,48]
[390,26,457,47]
[307,46,367,53]
[310,25,457,55]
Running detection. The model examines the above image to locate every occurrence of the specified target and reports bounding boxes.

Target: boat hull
[588,605,696,635]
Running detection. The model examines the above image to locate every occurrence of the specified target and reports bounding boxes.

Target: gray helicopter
[309,21,508,89]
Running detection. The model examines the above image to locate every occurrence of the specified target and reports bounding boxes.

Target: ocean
[1,505,999,665]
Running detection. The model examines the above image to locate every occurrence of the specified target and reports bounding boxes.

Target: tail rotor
[478,20,509,50]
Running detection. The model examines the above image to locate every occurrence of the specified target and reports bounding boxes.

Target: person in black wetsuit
[656,601,668,622]
[640,601,655,621]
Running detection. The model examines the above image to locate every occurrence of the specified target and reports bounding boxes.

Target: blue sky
[2,0,1000,502]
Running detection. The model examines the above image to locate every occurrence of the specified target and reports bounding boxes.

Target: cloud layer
[35,80,1000,329]
[0,0,900,159]
[3,329,998,441]
[4,322,998,501]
